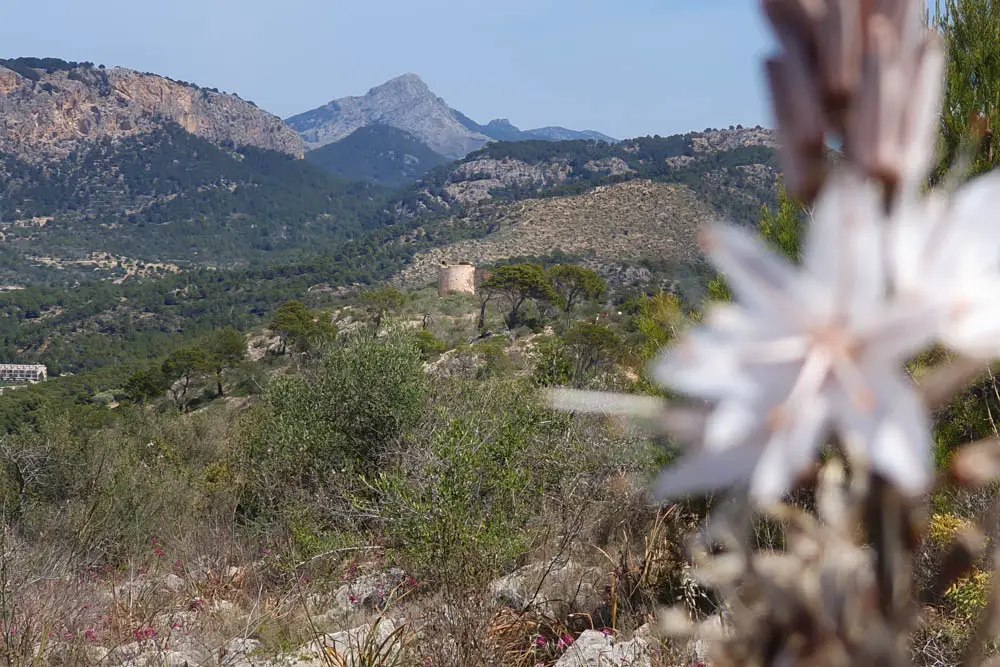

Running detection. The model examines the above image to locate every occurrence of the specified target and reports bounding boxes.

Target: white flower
[650,171,941,504]
[553,170,941,506]
[889,171,1000,360]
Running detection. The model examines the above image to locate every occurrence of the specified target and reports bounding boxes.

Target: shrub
[371,380,568,582]
[533,336,573,387]
[412,330,447,360]
[236,331,426,534]
[945,569,992,619]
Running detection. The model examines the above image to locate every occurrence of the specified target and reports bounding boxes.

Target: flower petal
[701,222,801,318]
[704,399,761,451]
[653,441,764,501]
[749,392,830,505]
[940,276,1000,359]
[804,169,887,322]
[869,385,933,497]
[650,330,757,401]
[834,367,933,497]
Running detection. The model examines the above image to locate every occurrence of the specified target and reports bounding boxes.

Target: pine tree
[759,183,807,265]
[935,0,1000,176]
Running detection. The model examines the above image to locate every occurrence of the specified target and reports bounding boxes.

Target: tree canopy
[482,264,562,329]
[548,265,606,312]
[935,0,1000,176]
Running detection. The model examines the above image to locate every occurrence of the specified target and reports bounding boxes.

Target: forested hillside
[304,124,451,186]
[0,124,395,276]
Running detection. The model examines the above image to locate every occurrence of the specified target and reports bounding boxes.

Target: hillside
[385,127,780,291]
[0,57,302,160]
[397,179,715,286]
[0,123,393,280]
[304,124,451,186]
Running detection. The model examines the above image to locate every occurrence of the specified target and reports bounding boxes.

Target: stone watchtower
[438,262,476,296]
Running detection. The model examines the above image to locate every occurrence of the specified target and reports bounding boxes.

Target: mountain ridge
[0,57,303,161]
[286,73,617,162]
[286,73,489,159]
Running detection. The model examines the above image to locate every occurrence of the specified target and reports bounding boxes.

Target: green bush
[412,329,447,360]
[371,380,567,582]
[236,331,426,533]
[533,336,573,387]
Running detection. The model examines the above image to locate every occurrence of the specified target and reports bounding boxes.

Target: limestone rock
[162,573,185,593]
[286,74,489,159]
[282,619,402,667]
[489,559,606,619]
[554,629,652,667]
[0,60,302,161]
[326,568,407,616]
[445,157,574,204]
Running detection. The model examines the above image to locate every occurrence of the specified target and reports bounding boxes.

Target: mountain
[521,126,618,143]
[304,125,451,187]
[0,124,393,279]
[457,115,618,144]
[0,57,303,160]
[286,74,489,159]
[0,58,399,282]
[391,127,781,289]
[284,74,618,163]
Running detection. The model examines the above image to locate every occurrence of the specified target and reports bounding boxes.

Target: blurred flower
[889,171,1000,359]
[762,0,944,201]
[555,170,939,505]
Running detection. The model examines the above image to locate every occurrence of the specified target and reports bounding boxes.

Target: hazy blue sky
[0,1,777,140]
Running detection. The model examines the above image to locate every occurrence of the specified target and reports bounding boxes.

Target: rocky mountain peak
[370,73,431,97]
[286,73,489,159]
[0,58,303,161]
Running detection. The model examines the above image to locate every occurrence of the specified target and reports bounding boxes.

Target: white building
[0,364,48,384]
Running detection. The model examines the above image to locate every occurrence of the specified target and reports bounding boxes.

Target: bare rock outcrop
[0,61,303,161]
[286,73,490,159]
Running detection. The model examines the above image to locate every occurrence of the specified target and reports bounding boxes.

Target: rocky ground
[17,558,674,666]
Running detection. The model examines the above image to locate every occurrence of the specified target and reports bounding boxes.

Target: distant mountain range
[0,59,621,190]
[455,115,617,144]
[0,55,779,290]
[284,73,617,185]
[285,73,617,159]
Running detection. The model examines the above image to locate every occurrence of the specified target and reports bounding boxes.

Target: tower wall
[437,262,476,296]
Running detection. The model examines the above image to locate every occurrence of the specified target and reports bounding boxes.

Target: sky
[0,0,778,140]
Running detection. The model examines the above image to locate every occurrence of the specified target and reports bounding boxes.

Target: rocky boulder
[282,618,403,667]
[490,559,607,620]
[554,629,652,667]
